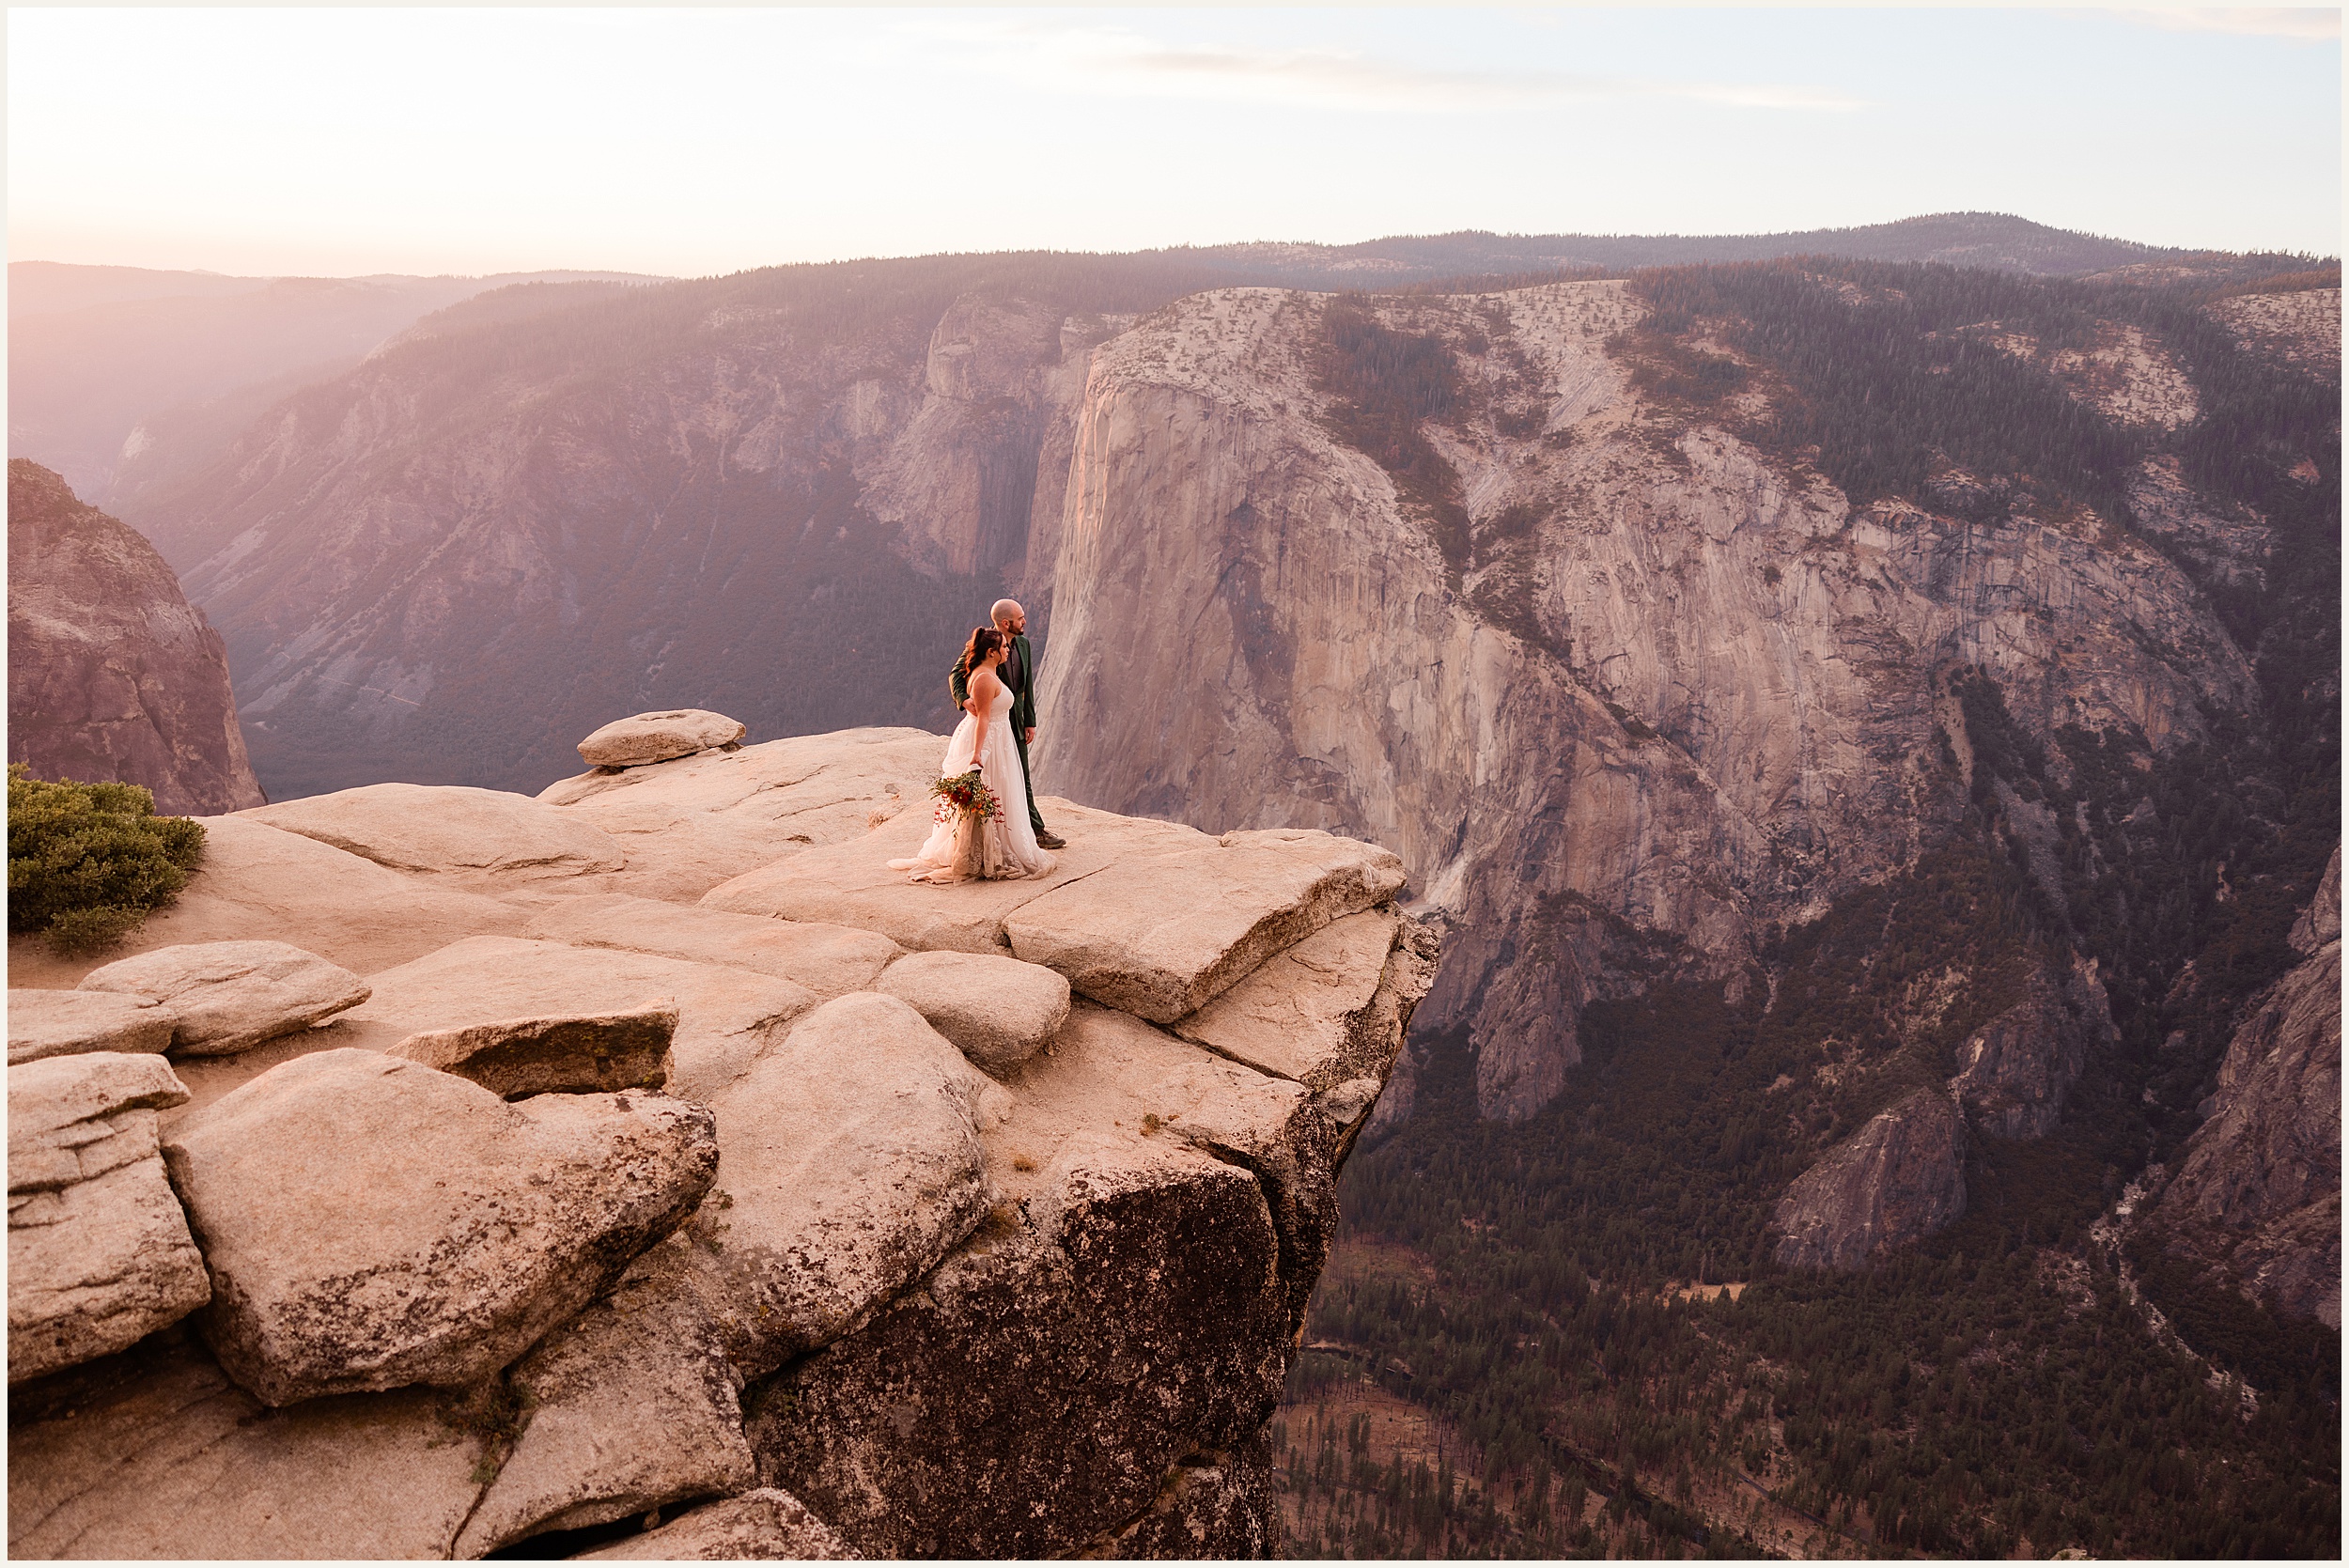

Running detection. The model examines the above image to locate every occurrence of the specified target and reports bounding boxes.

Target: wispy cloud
[900,19,1870,114]
[2102,8,2341,40]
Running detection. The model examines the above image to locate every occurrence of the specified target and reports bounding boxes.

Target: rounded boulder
[877,951,1071,1075]
[579,710,747,768]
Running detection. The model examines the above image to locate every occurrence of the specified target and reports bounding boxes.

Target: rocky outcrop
[6,459,263,815]
[1770,1091,1968,1270]
[2149,847,2342,1325]
[2207,286,2341,379]
[8,1053,210,1383]
[6,734,1432,1558]
[1944,955,2110,1140]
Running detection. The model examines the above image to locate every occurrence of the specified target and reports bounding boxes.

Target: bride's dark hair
[962,626,1006,672]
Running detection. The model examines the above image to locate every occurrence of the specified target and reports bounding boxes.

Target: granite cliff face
[1035,282,2248,1138]
[7,460,265,815]
[8,722,1431,1558]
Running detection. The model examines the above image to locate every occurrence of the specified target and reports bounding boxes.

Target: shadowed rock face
[6,746,1434,1559]
[2151,847,2342,1326]
[6,460,262,815]
[1769,1091,1968,1270]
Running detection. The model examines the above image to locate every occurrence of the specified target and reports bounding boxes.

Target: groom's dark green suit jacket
[948,633,1047,834]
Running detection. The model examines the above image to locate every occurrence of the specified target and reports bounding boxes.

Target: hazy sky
[8,6,2340,279]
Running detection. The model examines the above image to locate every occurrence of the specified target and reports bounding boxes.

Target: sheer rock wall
[7,460,264,815]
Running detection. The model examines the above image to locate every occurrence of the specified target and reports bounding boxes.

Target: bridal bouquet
[929,769,1001,820]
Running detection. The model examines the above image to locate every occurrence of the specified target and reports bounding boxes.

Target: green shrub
[8,766,205,955]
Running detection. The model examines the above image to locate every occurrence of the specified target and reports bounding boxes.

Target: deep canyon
[9,215,2340,1556]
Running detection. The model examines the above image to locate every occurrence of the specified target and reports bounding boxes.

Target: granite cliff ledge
[7,724,1436,1560]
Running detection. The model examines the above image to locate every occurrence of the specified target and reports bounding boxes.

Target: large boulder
[1,815,525,992]
[162,1049,719,1405]
[701,800,1216,955]
[390,1004,677,1100]
[452,1235,755,1557]
[1004,830,1408,1022]
[1771,1090,1968,1270]
[525,894,902,998]
[693,992,1002,1375]
[878,950,1071,1075]
[241,782,625,888]
[335,936,815,1103]
[8,1334,494,1559]
[1170,908,1437,1092]
[77,939,369,1057]
[8,1052,209,1383]
[576,1488,853,1560]
[578,709,747,768]
[8,987,175,1064]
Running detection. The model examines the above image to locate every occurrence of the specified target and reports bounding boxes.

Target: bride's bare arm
[967,668,1002,768]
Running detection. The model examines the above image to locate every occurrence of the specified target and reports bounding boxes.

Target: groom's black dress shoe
[1036,831,1067,849]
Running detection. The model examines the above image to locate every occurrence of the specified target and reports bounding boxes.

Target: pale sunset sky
[7,4,2341,279]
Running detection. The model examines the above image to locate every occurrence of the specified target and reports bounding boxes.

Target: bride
[889,627,1057,883]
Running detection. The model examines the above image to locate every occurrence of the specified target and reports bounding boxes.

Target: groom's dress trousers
[949,634,1049,837]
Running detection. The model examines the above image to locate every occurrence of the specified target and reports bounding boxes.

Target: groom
[950,598,1066,849]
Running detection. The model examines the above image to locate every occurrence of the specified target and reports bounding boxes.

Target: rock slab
[241,782,626,885]
[1171,908,1434,1092]
[1004,830,1407,1022]
[77,939,369,1056]
[878,950,1072,1075]
[8,1051,210,1384]
[163,1048,719,1405]
[8,987,176,1064]
[1771,1090,1968,1271]
[579,709,748,768]
[390,1004,677,1100]
[524,893,902,998]
[8,1335,492,1560]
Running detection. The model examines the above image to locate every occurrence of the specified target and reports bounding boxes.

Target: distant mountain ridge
[1163,210,2318,286]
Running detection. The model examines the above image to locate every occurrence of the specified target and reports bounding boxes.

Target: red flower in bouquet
[929,769,1001,820]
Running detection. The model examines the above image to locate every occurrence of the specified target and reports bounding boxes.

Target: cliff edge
[8,459,265,815]
[6,722,1435,1559]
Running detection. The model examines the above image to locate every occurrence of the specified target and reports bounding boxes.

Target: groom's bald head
[991,599,1025,631]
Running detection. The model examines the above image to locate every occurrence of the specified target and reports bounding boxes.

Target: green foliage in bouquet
[8,765,206,955]
[929,769,1002,819]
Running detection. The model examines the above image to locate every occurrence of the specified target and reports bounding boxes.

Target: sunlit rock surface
[6,733,1433,1558]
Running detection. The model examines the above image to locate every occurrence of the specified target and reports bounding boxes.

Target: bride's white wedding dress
[888,676,1056,883]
